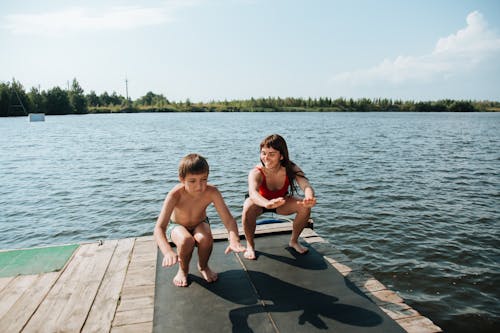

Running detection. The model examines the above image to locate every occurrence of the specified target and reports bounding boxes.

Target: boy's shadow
[191,268,383,333]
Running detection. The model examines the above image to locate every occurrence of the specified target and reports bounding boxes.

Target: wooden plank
[396,315,443,333]
[366,289,405,306]
[379,302,420,320]
[111,321,152,333]
[82,238,135,333]
[0,272,59,332]
[0,274,38,319]
[112,307,154,327]
[22,240,118,332]
[117,295,153,312]
[120,285,155,300]
[324,256,359,274]
[112,238,156,331]
[0,277,14,293]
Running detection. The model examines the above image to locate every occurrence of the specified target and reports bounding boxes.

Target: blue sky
[1,0,499,102]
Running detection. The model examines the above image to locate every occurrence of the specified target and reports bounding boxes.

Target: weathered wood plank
[0,277,14,293]
[379,302,420,320]
[324,256,360,274]
[0,274,38,320]
[22,240,118,332]
[367,288,405,306]
[117,295,154,312]
[82,238,135,333]
[396,315,443,333]
[111,321,152,333]
[112,238,156,331]
[120,285,155,300]
[0,272,59,332]
[112,307,154,327]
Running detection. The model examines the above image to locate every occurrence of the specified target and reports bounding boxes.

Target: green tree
[68,78,87,114]
[449,101,475,112]
[0,82,11,116]
[28,87,45,114]
[45,87,72,115]
[86,91,100,107]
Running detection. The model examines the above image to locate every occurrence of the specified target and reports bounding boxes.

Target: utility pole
[125,76,129,101]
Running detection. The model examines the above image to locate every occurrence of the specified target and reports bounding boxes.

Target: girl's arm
[294,165,317,207]
[248,168,285,209]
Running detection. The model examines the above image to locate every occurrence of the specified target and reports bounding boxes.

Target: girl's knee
[243,201,262,220]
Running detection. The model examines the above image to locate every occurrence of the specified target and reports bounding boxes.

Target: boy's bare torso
[170,184,216,229]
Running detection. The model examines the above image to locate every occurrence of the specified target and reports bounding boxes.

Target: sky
[1,0,500,102]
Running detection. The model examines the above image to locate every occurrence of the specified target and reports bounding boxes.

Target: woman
[242,134,317,259]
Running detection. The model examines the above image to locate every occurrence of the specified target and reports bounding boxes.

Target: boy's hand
[224,240,246,254]
[298,197,317,208]
[162,251,179,267]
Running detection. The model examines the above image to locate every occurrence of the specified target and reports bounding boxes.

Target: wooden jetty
[0,222,442,332]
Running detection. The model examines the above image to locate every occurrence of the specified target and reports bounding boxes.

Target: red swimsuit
[256,166,290,199]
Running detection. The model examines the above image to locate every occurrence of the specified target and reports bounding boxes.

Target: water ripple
[1,112,499,332]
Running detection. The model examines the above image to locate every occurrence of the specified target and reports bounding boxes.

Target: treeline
[1,78,499,117]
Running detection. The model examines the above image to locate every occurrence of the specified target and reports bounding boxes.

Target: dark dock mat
[154,234,405,332]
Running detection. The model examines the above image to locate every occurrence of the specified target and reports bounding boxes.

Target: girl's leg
[241,198,263,259]
[193,222,217,282]
[171,227,196,287]
[277,198,311,254]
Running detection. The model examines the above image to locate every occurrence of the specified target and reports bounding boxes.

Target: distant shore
[2,79,499,117]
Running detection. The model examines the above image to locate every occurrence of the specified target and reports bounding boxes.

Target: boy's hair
[178,153,209,178]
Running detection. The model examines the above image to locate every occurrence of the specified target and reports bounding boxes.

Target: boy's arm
[211,187,246,254]
[153,192,179,266]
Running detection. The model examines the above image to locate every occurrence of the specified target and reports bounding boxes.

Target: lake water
[1,112,499,332]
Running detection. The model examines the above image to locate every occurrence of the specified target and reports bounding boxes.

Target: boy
[154,153,245,287]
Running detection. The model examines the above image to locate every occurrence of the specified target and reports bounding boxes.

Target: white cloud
[331,11,500,86]
[4,2,194,36]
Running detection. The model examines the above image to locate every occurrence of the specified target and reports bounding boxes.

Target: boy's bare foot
[199,265,218,283]
[289,241,309,254]
[173,269,189,287]
[243,247,256,260]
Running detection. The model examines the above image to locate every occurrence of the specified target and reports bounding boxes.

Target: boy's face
[180,172,208,194]
[260,146,282,169]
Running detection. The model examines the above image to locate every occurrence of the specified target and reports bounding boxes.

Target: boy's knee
[197,234,213,248]
[178,236,196,249]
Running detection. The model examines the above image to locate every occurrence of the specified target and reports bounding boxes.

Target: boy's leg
[193,222,217,282]
[278,198,311,254]
[171,227,196,287]
[241,198,262,260]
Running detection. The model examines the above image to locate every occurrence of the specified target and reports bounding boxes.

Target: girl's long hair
[260,134,306,196]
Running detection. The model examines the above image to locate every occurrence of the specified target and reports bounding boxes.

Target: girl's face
[260,146,282,169]
[181,172,208,194]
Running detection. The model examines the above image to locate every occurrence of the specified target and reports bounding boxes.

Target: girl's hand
[265,197,286,209]
[298,197,317,208]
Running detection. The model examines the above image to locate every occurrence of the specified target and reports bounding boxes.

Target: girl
[242,134,317,260]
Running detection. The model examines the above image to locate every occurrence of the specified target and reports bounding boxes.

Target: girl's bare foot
[243,247,256,260]
[289,241,309,254]
[198,265,218,283]
[173,269,189,287]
